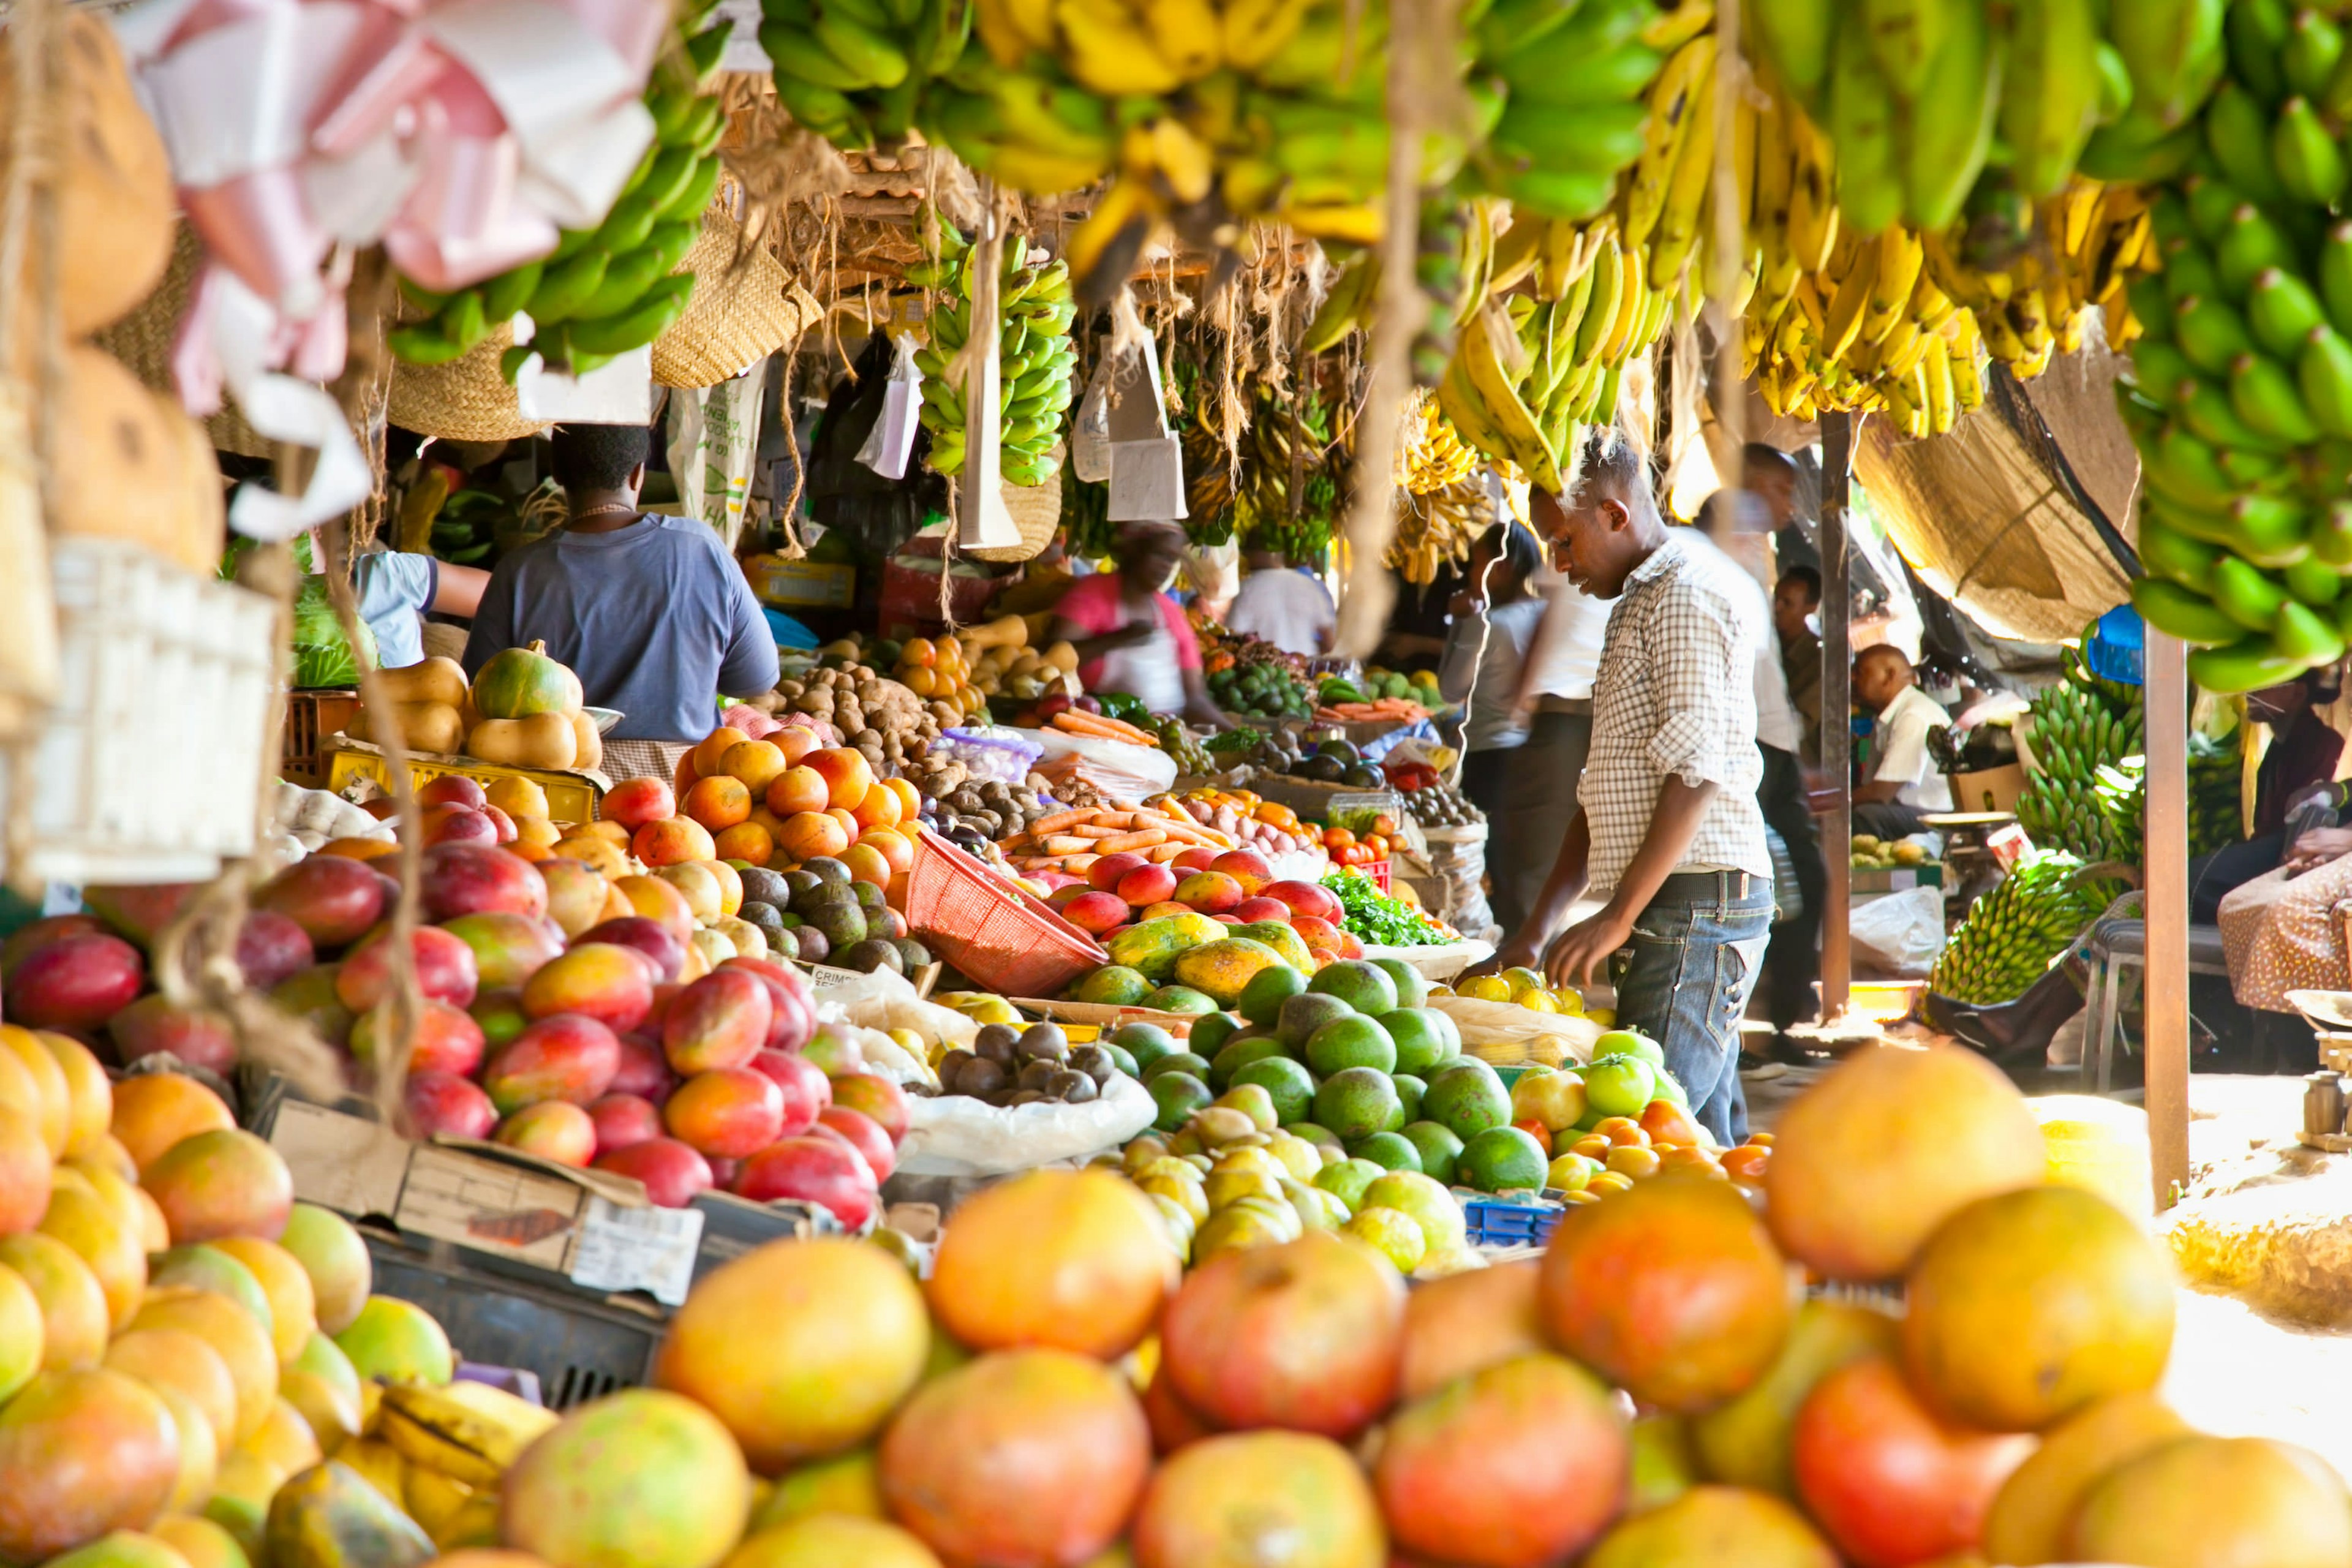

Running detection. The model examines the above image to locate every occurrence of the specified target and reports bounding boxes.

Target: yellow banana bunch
[1395,390,1481,493]
[1386,478,1495,585]
[377,1379,560,1490]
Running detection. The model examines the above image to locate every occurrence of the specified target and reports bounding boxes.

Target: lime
[1375,1006,1460,1075]
[1303,1014,1398,1077]
[1208,1035,1290,1090]
[1231,1056,1316,1126]
[1422,1060,1513,1142]
[1188,1011,1245,1058]
[1393,1073,1425,1125]
[1149,1072,1213,1131]
[1457,1125,1550,1193]
[1400,1120,1464,1184]
[1348,1130,1423,1173]
[1308,959,1400,1016]
[1238,963,1309,1026]
[1311,1156,1384,1215]
[1076,965,1153,1006]
[1114,1022,1178,1067]
[1313,1065,1403,1142]
[1370,957,1431,1010]
[1346,1206,1428,1273]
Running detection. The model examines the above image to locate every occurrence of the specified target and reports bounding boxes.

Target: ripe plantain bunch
[758,0,968,148]
[336,1375,558,1550]
[390,7,729,375]
[913,221,1079,487]
[1386,477,1495,584]
[1395,388,1480,494]
[2120,3,2352,692]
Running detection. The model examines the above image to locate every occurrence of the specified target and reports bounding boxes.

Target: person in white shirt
[1224,548,1336,654]
[1853,644,1953,839]
[1697,492,1826,1055]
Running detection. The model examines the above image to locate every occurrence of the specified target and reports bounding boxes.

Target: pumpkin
[0,17,174,343]
[468,714,578,771]
[378,657,470,709]
[472,641,582,720]
[568,711,603,773]
[352,700,464,756]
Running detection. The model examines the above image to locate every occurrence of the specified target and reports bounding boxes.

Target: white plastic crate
[0,539,277,884]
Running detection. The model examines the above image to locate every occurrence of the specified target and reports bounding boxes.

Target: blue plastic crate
[1460,1194,1566,1248]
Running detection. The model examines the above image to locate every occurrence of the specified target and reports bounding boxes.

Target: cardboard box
[748,556,856,609]
[1850,863,1946,894]
[1946,762,2027,815]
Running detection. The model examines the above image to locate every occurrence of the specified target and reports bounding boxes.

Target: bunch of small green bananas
[1232,382,1343,560]
[2188,726,2245,856]
[2122,10,2352,692]
[2015,673,2145,863]
[1930,850,2113,1005]
[912,222,1079,487]
[1395,388,1480,493]
[1746,0,2210,234]
[390,14,729,374]
[758,0,967,148]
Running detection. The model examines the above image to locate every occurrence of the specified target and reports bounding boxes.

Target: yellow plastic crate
[325,744,604,824]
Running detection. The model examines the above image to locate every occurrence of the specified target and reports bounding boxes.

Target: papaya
[1232,920,1317,970]
[1106,918,1209,984]
[470,641,582,720]
[1173,938,1291,1008]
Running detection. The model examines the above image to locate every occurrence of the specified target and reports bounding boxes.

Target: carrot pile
[1050,710,1158,746]
[1314,699,1432,723]
[1000,801,1242,875]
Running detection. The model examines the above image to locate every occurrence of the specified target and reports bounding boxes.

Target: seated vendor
[2193,669,2348,921]
[1852,644,1950,839]
[2219,824,2352,1027]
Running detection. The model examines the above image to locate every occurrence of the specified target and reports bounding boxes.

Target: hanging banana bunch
[913,221,1079,487]
[390,6,731,375]
[758,0,970,149]
[1386,478,1494,584]
[1395,389,1480,494]
[1231,382,1344,560]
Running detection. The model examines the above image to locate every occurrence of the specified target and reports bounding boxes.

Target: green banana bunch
[913,219,1078,488]
[2188,726,2245,856]
[2014,674,2144,863]
[763,0,970,150]
[2118,12,2352,691]
[1930,850,2116,1005]
[390,7,728,375]
[1474,0,1673,222]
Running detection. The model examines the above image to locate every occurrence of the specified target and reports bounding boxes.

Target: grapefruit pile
[0,1037,483,1568]
[486,1043,2345,1568]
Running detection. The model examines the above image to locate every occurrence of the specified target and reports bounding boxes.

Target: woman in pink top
[1050,520,1227,728]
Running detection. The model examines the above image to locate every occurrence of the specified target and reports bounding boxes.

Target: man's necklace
[572,503,638,522]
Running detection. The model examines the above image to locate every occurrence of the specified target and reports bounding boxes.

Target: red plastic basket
[903,835,1108,997]
[1363,858,1392,892]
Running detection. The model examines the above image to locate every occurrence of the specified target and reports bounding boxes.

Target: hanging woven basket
[92,225,270,459]
[967,450,1064,564]
[653,209,823,390]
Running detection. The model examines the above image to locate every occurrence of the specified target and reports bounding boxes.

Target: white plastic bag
[896,1071,1158,1176]
[1071,354,1115,482]
[1850,884,1948,978]
[855,334,926,481]
[1020,726,1178,798]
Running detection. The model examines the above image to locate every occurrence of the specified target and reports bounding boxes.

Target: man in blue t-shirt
[463,424,778,780]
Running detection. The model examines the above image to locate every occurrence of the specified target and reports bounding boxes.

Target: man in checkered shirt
[1488,424,1776,1144]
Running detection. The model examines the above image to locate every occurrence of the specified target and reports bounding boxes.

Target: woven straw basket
[385,316,546,443]
[92,226,270,458]
[653,210,823,389]
[967,449,1064,563]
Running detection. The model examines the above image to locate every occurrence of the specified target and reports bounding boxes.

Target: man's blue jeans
[1608,870,1775,1147]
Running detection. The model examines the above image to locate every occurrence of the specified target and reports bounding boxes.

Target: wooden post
[2143,628,2190,1206]
[1819,412,1853,1022]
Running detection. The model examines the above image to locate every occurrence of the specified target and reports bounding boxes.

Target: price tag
[570,1197,704,1306]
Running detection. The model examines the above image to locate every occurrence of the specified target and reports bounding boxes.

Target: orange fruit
[682,775,752,832]
[766,767,830,817]
[862,828,916,876]
[635,818,718,868]
[775,726,820,765]
[884,778,921,820]
[827,807,862,848]
[851,785,902,832]
[712,822,774,867]
[720,740,788,794]
[692,728,750,778]
[901,638,936,668]
[779,812,850,863]
[840,844,892,889]
[807,749,875,811]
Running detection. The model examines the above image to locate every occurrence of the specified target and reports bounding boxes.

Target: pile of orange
[671,724,921,897]
[892,638,987,718]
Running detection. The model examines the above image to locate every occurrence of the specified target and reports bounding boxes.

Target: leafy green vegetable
[1320,867,1446,948]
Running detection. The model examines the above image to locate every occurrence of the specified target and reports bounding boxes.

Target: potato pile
[772,662,942,778]
[908,767,1058,856]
